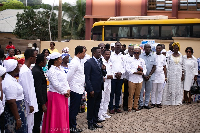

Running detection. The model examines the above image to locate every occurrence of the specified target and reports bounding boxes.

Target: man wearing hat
[19,49,38,133]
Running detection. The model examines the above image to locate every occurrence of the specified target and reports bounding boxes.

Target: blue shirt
[140,52,156,80]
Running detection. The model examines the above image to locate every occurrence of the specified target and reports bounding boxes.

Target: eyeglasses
[100,47,105,49]
[134,52,140,54]
[186,51,191,53]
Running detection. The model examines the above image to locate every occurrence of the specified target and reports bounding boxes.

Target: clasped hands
[64,90,70,98]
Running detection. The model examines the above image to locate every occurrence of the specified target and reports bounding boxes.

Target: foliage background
[0,0,86,40]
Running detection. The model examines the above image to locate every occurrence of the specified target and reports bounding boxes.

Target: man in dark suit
[84,47,106,130]
[32,54,47,133]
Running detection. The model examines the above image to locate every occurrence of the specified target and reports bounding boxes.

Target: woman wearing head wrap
[42,52,70,133]
[162,42,185,105]
[0,65,6,133]
[3,59,27,132]
[61,53,70,74]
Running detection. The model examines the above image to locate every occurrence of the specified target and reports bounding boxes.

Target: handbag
[190,81,200,95]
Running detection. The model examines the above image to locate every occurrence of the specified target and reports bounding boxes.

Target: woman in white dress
[183,47,198,104]
[162,42,185,105]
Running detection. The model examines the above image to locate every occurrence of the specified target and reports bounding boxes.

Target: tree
[63,0,86,40]
[13,8,70,41]
[0,0,25,11]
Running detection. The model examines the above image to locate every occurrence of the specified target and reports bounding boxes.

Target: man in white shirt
[151,44,167,108]
[98,43,105,56]
[166,42,174,58]
[81,46,90,64]
[123,44,134,111]
[109,42,125,114]
[67,46,86,133]
[19,49,38,133]
[126,47,147,112]
[98,49,113,121]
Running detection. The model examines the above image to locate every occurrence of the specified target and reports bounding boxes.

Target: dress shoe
[115,109,122,113]
[88,125,95,130]
[138,106,143,110]
[96,119,104,123]
[151,104,155,108]
[157,104,162,108]
[109,109,115,114]
[93,123,103,128]
[134,108,140,112]
[143,106,151,109]
[123,106,128,111]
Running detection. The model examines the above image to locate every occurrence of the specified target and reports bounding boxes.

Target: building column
[172,0,178,18]
[85,0,92,40]
[115,0,120,16]
[141,0,147,16]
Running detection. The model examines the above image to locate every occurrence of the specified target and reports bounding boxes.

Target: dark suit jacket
[32,64,47,108]
[84,58,106,93]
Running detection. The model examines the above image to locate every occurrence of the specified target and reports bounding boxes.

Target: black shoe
[123,106,128,111]
[97,119,104,123]
[151,104,156,108]
[143,106,151,109]
[93,123,103,128]
[138,106,143,110]
[88,125,95,130]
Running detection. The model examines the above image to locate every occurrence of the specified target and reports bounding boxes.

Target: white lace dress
[162,54,184,105]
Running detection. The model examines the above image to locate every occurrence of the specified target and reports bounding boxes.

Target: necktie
[98,59,101,69]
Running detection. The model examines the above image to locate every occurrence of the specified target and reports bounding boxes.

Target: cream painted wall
[41,38,200,58]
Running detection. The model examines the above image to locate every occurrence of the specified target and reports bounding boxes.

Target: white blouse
[3,74,24,101]
[48,65,70,95]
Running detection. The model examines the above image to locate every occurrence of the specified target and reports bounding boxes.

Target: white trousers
[151,83,163,104]
[98,81,111,118]
[27,113,34,133]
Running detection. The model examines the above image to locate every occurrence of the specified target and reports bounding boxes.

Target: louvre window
[148,0,172,10]
[179,0,199,10]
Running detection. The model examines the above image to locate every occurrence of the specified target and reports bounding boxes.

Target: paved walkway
[76,103,200,133]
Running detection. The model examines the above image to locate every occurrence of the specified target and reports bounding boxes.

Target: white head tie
[4,59,18,72]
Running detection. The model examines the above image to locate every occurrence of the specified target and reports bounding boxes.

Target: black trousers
[69,91,82,130]
[123,79,129,108]
[33,106,43,133]
[0,112,5,133]
[87,91,102,126]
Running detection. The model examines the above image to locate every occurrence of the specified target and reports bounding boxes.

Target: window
[179,0,199,11]
[148,0,172,10]
[91,26,102,41]
[193,25,200,37]
[161,25,190,39]
[132,25,159,39]
[104,26,130,41]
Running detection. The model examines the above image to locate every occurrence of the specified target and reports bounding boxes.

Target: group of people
[0,41,199,133]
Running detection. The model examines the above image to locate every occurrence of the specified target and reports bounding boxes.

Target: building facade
[84,0,200,40]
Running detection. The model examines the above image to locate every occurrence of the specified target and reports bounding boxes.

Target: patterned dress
[162,54,184,105]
